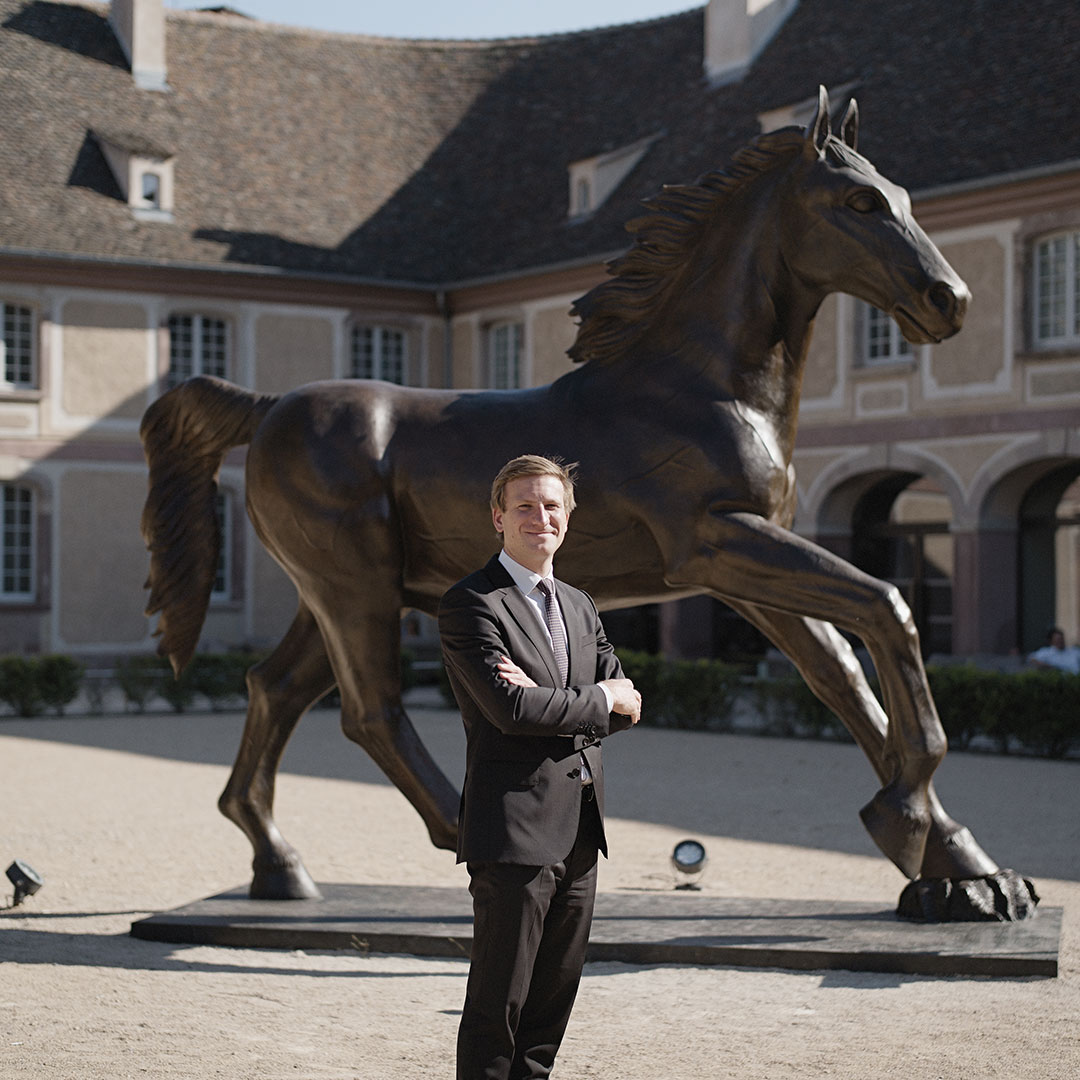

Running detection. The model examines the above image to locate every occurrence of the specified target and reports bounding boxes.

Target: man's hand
[601,678,641,724]
[495,655,537,688]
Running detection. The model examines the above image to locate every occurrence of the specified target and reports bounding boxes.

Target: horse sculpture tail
[140,376,279,675]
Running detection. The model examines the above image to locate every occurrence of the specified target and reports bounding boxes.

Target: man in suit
[438,454,641,1080]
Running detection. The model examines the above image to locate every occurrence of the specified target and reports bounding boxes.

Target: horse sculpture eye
[848,190,884,214]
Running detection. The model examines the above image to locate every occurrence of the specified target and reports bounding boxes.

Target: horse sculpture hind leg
[243,392,460,876]
[724,599,998,881]
[293,560,460,860]
[218,601,336,899]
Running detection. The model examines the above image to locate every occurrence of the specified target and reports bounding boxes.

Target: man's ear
[492,505,504,534]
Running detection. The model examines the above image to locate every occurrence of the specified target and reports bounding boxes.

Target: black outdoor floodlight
[6,860,43,906]
[671,839,707,889]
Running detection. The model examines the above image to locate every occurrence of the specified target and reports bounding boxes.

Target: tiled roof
[1,1,1078,286]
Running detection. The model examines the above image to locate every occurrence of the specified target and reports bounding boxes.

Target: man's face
[493,474,569,574]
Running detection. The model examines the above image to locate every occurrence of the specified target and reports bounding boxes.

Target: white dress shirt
[498,549,614,714]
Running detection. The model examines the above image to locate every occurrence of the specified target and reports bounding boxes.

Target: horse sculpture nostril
[929,281,966,323]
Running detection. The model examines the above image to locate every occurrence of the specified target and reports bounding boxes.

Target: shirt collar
[498,548,549,597]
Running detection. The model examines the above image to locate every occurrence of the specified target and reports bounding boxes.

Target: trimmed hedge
[927,665,1080,759]
[0,655,85,716]
[614,649,743,731]
[3,648,1079,760]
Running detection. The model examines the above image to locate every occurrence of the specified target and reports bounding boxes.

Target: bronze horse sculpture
[141,89,1007,904]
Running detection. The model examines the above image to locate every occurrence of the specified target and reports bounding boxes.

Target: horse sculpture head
[569,86,968,367]
[781,85,969,344]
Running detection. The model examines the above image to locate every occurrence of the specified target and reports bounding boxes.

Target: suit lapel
[483,554,561,687]
[558,580,588,687]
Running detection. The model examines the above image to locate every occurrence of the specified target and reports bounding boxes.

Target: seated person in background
[1027,627,1080,673]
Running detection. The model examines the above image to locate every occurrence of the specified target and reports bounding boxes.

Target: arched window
[852,475,953,655]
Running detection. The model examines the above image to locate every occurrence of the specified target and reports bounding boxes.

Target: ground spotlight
[671,839,707,890]
[6,860,43,907]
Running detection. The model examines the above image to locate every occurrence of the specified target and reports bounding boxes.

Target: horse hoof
[250,856,322,900]
[897,869,1038,922]
[919,824,999,880]
[859,787,931,880]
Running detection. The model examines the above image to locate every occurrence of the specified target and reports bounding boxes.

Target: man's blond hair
[490,454,578,515]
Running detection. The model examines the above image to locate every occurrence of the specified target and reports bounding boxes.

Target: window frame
[211,490,232,604]
[856,300,911,367]
[349,324,408,384]
[1,300,38,391]
[1032,229,1080,349]
[166,312,230,388]
[0,481,36,603]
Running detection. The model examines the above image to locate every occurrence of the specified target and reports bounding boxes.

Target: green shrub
[0,656,44,716]
[613,650,668,720]
[926,664,993,750]
[189,652,253,710]
[661,657,742,731]
[36,654,85,715]
[115,654,169,712]
[1006,669,1080,759]
[615,650,741,730]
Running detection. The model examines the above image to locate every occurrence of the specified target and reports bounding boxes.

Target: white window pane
[350,326,375,379]
[168,314,229,385]
[201,318,228,378]
[1036,236,1067,341]
[1,483,34,599]
[2,303,35,388]
[491,322,523,388]
[383,329,405,384]
[167,314,195,386]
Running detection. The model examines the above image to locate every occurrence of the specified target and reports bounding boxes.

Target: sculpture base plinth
[898,869,1039,923]
[130,883,1060,977]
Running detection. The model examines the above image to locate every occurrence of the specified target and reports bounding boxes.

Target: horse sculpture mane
[568,127,806,365]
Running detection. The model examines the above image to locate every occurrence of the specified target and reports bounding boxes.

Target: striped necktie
[535,579,568,686]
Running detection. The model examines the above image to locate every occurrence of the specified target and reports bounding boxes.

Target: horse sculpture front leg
[669,510,956,879]
[723,599,998,881]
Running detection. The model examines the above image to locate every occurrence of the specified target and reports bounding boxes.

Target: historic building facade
[1,0,1078,662]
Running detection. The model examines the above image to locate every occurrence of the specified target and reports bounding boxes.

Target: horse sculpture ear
[806,85,831,154]
[841,98,859,150]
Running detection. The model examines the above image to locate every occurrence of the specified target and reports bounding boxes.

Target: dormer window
[758,82,858,133]
[574,178,592,217]
[567,134,661,221]
[141,171,161,209]
[93,130,175,221]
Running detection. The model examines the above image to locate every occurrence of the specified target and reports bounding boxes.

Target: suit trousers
[457,792,603,1080]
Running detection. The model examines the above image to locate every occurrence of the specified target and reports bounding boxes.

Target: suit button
[567,767,581,780]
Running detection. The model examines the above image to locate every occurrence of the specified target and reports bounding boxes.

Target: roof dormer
[704,0,799,86]
[757,82,858,132]
[110,0,168,91]
[567,134,661,221]
[94,131,175,221]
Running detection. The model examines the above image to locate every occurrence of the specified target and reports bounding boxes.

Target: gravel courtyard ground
[2,694,1077,1079]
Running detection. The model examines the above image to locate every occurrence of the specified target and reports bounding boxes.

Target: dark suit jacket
[438,553,631,866]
